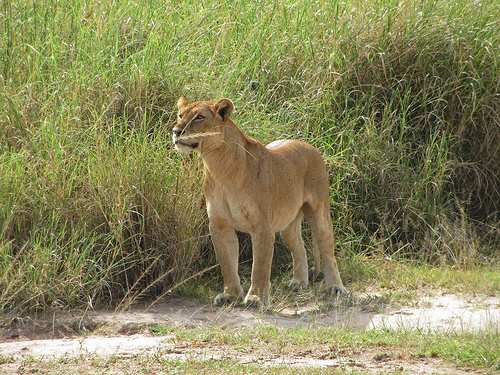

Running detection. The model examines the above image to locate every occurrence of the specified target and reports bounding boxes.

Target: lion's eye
[178,113,183,119]
[195,115,204,121]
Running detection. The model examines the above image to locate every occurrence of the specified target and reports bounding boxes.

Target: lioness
[172,97,347,308]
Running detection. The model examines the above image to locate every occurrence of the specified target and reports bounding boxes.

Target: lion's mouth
[175,139,199,149]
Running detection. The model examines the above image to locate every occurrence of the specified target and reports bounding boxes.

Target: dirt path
[0,292,498,374]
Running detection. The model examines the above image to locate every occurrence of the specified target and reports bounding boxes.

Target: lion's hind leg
[310,232,322,282]
[280,212,309,290]
[303,203,348,296]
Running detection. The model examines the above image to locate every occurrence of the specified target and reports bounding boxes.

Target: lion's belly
[208,192,302,234]
[271,200,304,232]
[207,194,258,233]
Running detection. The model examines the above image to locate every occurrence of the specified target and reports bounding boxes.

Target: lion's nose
[173,128,183,137]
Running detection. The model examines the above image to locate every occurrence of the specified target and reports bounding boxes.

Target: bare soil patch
[0,292,498,374]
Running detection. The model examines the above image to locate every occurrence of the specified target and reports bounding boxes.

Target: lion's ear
[214,99,234,122]
[177,97,189,110]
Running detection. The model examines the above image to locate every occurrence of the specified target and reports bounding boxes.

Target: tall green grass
[1,0,499,311]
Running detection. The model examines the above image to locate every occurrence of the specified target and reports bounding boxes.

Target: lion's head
[172,97,234,154]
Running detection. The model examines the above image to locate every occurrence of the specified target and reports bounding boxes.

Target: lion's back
[266,139,327,176]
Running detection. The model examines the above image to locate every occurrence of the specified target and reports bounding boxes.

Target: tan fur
[173,97,347,308]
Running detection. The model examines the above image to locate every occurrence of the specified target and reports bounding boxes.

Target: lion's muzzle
[172,129,200,151]
[176,139,199,149]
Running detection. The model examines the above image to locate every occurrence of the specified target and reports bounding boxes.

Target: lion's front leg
[245,230,275,309]
[210,220,244,306]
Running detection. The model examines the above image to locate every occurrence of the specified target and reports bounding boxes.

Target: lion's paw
[288,279,308,291]
[334,285,349,296]
[244,295,269,310]
[214,293,236,306]
[322,284,349,298]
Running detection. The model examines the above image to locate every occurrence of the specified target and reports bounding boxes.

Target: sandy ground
[0,292,498,374]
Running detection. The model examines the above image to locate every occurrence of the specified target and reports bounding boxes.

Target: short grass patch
[15,324,498,374]
[151,324,500,371]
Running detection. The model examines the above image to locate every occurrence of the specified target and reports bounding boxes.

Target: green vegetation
[1,0,500,313]
[156,325,500,370]
[14,325,500,373]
